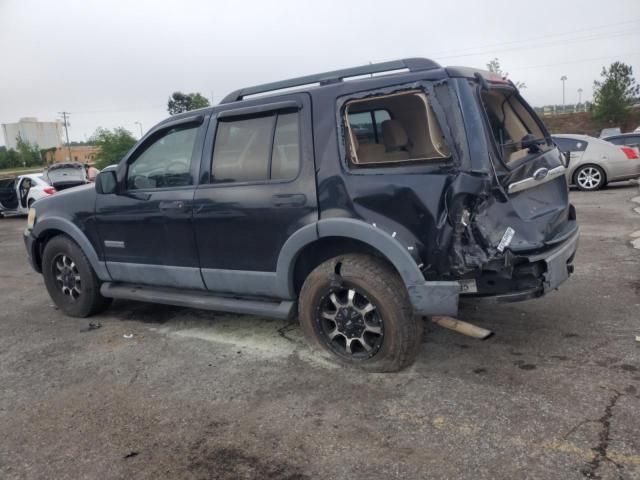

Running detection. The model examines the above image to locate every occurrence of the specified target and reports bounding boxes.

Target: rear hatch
[473,81,575,253]
[44,163,87,191]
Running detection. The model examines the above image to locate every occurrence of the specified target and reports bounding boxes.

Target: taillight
[621,147,639,159]
[43,187,56,195]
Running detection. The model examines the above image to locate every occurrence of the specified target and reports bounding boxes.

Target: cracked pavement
[0,182,639,479]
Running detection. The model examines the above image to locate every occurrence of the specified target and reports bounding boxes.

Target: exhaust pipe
[431,316,493,340]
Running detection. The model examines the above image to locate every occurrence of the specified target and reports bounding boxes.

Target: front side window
[127,126,198,190]
[481,90,550,164]
[212,111,300,183]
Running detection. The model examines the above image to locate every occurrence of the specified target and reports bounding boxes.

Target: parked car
[43,162,88,191]
[0,173,55,216]
[552,134,640,191]
[602,132,640,154]
[24,58,579,371]
[599,127,621,138]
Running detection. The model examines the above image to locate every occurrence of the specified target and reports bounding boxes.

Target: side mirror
[96,170,117,194]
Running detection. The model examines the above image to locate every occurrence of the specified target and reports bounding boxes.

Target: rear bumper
[467,228,579,304]
[415,228,580,314]
[526,227,579,292]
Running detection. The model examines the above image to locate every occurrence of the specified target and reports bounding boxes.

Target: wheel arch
[32,217,111,281]
[276,218,425,298]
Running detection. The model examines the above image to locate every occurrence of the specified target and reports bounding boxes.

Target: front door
[95,118,207,289]
[193,94,317,298]
[0,178,18,212]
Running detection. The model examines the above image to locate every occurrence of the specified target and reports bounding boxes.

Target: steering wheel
[165,160,188,175]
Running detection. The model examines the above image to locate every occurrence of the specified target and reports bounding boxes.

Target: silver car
[552,134,640,191]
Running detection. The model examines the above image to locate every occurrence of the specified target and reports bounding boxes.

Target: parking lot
[0,183,638,480]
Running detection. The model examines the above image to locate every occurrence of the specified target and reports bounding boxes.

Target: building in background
[1,117,63,150]
[43,145,100,164]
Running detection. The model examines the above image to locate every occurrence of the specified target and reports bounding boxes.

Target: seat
[381,120,410,161]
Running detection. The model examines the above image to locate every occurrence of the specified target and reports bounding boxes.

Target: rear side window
[552,137,588,152]
[347,109,391,145]
[344,90,450,166]
[212,111,300,183]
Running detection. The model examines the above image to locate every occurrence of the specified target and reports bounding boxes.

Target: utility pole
[134,121,143,138]
[560,76,567,113]
[59,111,73,161]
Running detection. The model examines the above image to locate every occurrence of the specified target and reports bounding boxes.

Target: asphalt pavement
[0,183,639,480]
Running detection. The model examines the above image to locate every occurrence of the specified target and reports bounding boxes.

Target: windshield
[481,89,550,165]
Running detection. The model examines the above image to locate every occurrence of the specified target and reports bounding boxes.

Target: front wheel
[298,254,422,372]
[42,235,112,317]
[574,165,605,191]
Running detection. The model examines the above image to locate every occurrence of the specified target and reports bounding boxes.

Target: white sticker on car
[459,278,478,293]
[497,227,515,252]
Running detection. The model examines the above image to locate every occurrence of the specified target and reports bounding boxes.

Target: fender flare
[275,218,425,298]
[32,217,111,281]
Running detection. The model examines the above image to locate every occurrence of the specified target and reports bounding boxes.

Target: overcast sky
[1,0,639,146]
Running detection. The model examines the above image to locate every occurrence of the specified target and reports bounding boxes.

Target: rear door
[192,94,317,298]
[477,87,574,252]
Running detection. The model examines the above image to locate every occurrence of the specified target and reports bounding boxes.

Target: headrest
[381,119,409,149]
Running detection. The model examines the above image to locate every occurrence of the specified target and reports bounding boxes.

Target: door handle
[271,193,307,207]
[159,200,185,211]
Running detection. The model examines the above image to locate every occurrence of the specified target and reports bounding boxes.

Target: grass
[0,166,44,178]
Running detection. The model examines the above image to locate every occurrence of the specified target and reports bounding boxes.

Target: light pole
[577,88,583,111]
[560,76,567,113]
[134,121,143,138]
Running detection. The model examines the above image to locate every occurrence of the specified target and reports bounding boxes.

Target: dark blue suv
[24,58,578,371]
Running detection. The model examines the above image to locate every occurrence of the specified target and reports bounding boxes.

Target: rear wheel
[298,254,422,372]
[42,235,111,317]
[574,165,605,191]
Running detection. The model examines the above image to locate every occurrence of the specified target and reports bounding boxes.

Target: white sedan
[0,173,56,216]
[552,134,640,191]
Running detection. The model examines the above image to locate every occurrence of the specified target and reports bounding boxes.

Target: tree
[592,62,639,123]
[90,127,137,169]
[0,146,20,170]
[486,58,526,89]
[16,135,43,167]
[167,91,210,115]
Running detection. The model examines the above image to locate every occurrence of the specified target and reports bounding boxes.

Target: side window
[347,109,391,146]
[345,91,450,166]
[552,138,572,152]
[127,125,198,190]
[271,112,300,180]
[212,111,300,183]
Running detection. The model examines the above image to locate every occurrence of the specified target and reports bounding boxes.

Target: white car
[552,134,640,191]
[0,173,56,216]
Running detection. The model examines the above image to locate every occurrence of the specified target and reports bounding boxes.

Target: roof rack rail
[219,57,441,104]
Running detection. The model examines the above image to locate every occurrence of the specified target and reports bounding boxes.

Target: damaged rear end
[444,68,578,302]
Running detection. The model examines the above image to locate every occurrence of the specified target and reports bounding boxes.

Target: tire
[574,165,605,191]
[42,235,112,317]
[298,254,422,372]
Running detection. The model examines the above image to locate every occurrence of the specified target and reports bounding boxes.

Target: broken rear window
[481,90,550,164]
